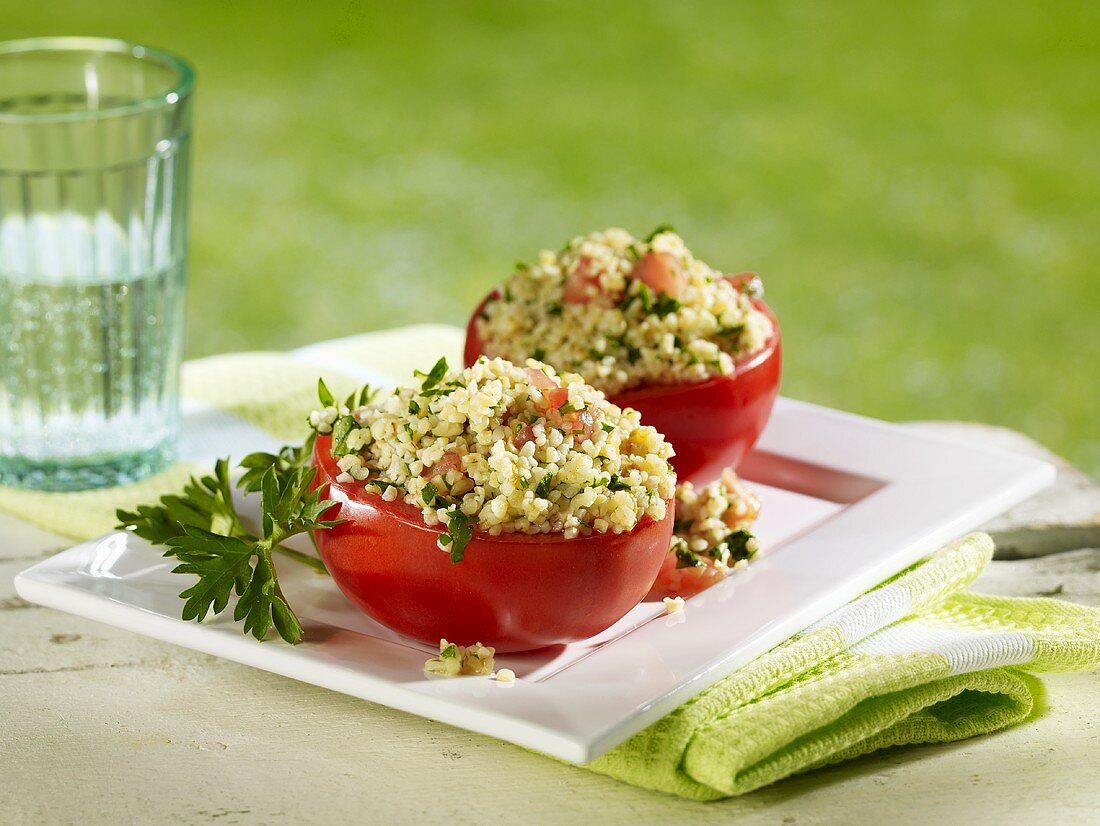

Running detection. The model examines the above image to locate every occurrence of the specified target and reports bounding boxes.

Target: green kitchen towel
[3,326,1098,800]
[588,531,1100,799]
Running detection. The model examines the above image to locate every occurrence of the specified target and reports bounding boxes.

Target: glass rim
[0,36,195,124]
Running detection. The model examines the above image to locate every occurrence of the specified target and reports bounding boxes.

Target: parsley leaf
[653,293,681,318]
[116,441,340,644]
[675,544,705,570]
[645,223,676,242]
[535,472,554,499]
[422,482,439,508]
[607,474,632,492]
[720,529,758,562]
[317,378,335,408]
[118,457,242,545]
[439,508,473,564]
[331,414,360,457]
[414,357,448,392]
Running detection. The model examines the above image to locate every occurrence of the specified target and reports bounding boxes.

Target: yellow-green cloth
[4,326,1098,800]
[588,532,1100,798]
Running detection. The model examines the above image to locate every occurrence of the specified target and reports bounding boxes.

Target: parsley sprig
[115,435,341,644]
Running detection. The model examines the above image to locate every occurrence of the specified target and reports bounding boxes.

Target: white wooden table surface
[2,423,1098,825]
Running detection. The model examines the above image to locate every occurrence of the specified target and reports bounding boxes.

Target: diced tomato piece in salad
[557,408,596,442]
[631,251,684,299]
[424,450,464,481]
[514,369,597,444]
[511,422,537,449]
[562,255,614,305]
[525,367,556,390]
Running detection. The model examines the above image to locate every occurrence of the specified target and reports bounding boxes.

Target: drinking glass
[0,38,194,490]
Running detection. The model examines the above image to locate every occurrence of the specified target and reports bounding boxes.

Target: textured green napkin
[4,326,1098,800]
[588,531,1100,798]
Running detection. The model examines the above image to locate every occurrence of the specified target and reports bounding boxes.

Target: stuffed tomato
[308,357,676,652]
[463,227,781,484]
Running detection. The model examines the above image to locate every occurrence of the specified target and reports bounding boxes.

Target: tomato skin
[609,301,781,483]
[464,281,782,484]
[311,435,673,653]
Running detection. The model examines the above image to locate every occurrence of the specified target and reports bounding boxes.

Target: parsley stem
[272,543,328,574]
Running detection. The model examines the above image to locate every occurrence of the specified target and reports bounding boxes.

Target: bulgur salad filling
[657,468,762,596]
[474,227,775,394]
[308,356,676,561]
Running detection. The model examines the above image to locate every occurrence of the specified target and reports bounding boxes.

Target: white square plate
[14,398,1053,762]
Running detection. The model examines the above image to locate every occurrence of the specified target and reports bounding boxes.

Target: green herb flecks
[535,471,554,499]
[645,223,676,242]
[330,414,360,457]
[607,474,632,492]
[674,543,705,570]
[438,507,474,564]
[653,293,681,318]
[414,357,448,392]
[421,482,440,508]
[716,529,757,563]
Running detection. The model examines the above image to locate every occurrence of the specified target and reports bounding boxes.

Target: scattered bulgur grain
[424,638,497,677]
[663,596,686,614]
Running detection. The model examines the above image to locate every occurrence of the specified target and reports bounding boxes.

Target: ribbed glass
[0,38,194,490]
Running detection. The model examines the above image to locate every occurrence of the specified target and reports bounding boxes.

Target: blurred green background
[7,1,1098,475]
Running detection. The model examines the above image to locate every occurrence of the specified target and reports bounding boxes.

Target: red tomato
[727,271,763,295]
[511,423,537,449]
[464,278,782,484]
[424,450,464,481]
[524,367,570,410]
[543,386,570,410]
[311,435,674,652]
[650,552,728,598]
[525,367,556,390]
[559,407,596,441]
[631,251,684,299]
[609,303,780,484]
[562,255,603,304]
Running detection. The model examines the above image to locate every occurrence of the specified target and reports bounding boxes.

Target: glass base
[0,442,175,492]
